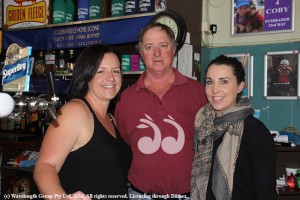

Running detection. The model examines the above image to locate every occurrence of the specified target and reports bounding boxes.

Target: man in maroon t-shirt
[115,22,207,199]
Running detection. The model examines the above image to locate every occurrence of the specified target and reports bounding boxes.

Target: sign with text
[3,16,152,50]
[52,24,102,49]
[2,46,32,92]
[231,0,294,36]
[4,0,49,29]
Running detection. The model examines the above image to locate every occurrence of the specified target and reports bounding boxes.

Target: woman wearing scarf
[191,55,277,200]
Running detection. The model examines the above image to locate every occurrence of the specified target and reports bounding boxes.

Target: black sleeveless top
[58,98,132,199]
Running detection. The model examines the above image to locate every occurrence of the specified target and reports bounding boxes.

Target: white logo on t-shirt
[136,114,185,154]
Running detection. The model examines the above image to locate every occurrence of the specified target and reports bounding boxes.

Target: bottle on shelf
[7,117,14,132]
[1,116,8,131]
[66,49,76,72]
[29,111,39,135]
[20,113,26,133]
[66,0,75,22]
[14,116,21,133]
[57,50,66,73]
[24,112,31,133]
[296,169,300,189]
[45,50,57,74]
[286,172,296,188]
[53,0,67,24]
[33,51,46,76]
[77,0,90,21]
[89,0,102,20]
[38,110,46,136]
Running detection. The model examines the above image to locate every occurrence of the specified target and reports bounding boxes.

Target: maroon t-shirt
[115,69,207,194]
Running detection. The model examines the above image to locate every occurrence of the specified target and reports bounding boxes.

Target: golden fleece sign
[4,0,49,29]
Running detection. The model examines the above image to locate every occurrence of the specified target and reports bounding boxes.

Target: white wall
[201,0,299,47]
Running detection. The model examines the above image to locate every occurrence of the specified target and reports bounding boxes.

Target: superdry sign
[4,0,49,29]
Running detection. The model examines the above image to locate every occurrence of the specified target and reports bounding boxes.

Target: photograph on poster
[232,0,294,36]
[225,53,253,98]
[264,50,299,100]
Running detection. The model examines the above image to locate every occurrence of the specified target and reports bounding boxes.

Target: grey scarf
[191,98,254,200]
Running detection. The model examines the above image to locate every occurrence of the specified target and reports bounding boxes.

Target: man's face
[139,26,176,75]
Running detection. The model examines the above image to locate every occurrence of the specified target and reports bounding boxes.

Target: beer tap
[26,71,60,120]
[3,71,60,122]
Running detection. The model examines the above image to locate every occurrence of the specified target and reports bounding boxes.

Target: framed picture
[231,0,294,36]
[225,53,253,98]
[264,50,299,100]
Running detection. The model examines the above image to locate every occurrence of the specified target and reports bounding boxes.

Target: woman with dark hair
[34,44,132,200]
[191,55,276,200]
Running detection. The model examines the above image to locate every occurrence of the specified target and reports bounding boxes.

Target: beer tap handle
[48,71,59,105]
[47,70,57,97]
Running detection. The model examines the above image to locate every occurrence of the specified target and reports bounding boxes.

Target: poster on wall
[225,53,253,98]
[231,0,294,36]
[264,50,300,100]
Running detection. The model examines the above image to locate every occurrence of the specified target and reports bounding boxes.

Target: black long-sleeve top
[206,115,277,200]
